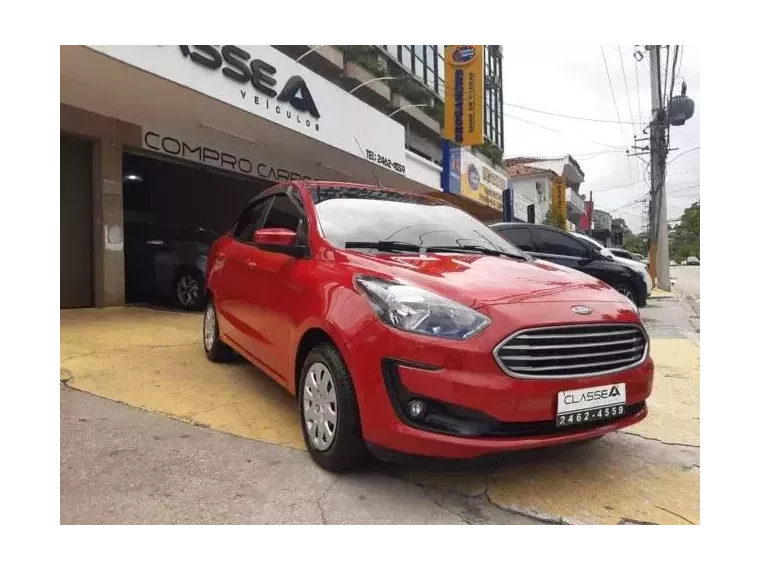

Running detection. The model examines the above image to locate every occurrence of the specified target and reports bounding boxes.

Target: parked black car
[489,222,648,307]
[124,223,219,311]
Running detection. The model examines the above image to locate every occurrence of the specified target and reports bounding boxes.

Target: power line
[589,170,699,193]
[667,145,700,166]
[662,46,670,107]
[504,113,626,151]
[601,45,633,180]
[504,102,646,125]
[669,45,680,103]
[618,46,637,140]
[676,45,684,80]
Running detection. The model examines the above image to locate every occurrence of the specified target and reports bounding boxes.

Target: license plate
[556,383,626,427]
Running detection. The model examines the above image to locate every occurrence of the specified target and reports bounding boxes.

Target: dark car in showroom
[489,222,648,307]
[125,223,219,311]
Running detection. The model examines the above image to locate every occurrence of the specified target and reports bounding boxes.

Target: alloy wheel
[616,286,635,301]
[177,275,199,307]
[302,362,338,451]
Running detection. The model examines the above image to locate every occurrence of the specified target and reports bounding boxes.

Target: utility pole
[646,45,670,291]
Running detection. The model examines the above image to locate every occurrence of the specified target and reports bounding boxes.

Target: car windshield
[309,185,525,258]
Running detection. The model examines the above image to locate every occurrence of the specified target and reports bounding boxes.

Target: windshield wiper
[425,244,528,260]
[344,240,423,253]
[344,241,527,260]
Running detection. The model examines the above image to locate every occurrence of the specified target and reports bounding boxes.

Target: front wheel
[203,298,237,363]
[615,282,642,307]
[299,343,366,472]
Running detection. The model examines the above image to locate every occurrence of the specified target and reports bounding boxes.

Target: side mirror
[599,248,615,260]
[253,228,308,258]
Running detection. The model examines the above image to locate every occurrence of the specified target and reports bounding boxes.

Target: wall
[510,174,551,223]
[60,103,142,307]
[404,151,442,192]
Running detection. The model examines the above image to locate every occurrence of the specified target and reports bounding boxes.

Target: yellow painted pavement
[61,307,699,524]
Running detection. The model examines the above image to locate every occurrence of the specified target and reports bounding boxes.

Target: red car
[203,181,653,472]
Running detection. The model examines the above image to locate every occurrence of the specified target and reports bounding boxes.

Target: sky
[502,45,700,233]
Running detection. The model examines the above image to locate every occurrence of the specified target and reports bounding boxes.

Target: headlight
[354,276,490,340]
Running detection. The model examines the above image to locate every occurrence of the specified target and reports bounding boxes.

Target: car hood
[612,255,647,271]
[341,251,626,309]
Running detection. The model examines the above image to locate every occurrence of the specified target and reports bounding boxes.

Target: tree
[613,217,648,254]
[622,232,648,255]
[669,201,700,262]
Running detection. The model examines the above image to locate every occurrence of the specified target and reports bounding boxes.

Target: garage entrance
[60,134,94,308]
[122,151,272,309]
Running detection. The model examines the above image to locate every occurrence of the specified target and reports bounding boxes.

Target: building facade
[60,45,458,309]
[376,45,504,153]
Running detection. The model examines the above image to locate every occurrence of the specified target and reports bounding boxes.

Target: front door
[239,191,309,381]
[531,226,591,272]
[216,196,273,354]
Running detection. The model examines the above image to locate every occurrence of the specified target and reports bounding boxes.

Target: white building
[505,155,586,226]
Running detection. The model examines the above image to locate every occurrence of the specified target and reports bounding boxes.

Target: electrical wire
[618,46,637,142]
[601,46,633,180]
[667,145,700,166]
[504,113,627,151]
[669,45,680,103]
[661,45,670,106]
[504,103,646,125]
[676,45,684,81]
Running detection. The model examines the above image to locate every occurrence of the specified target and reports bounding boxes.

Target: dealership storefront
[60,45,442,309]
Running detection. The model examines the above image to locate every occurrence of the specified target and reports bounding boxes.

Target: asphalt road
[60,385,540,525]
[671,265,700,301]
[669,265,700,333]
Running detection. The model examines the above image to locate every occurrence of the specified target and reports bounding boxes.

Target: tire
[202,298,237,363]
[173,268,205,311]
[299,343,366,472]
[614,282,639,306]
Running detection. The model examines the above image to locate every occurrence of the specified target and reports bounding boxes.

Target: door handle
[245,259,257,270]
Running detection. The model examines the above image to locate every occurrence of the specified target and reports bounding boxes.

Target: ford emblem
[571,305,592,315]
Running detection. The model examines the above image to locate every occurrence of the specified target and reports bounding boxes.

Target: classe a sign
[179,45,320,128]
[87,45,407,172]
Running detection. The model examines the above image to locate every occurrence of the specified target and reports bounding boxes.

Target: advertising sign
[460,150,506,210]
[443,45,484,146]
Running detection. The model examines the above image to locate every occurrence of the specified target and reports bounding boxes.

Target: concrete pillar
[96,138,126,306]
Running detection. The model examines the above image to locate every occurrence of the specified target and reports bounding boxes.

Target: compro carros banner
[443,45,484,146]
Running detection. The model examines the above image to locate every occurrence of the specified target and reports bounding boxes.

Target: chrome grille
[494,324,648,379]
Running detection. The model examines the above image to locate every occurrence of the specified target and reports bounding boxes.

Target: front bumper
[346,301,654,460]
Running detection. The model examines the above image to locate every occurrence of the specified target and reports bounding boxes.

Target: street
[61,276,699,525]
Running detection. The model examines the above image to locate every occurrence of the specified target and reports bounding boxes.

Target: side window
[497,227,535,252]
[232,198,271,243]
[261,194,303,233]
[534,228,588,258]
[615,250,633,260]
